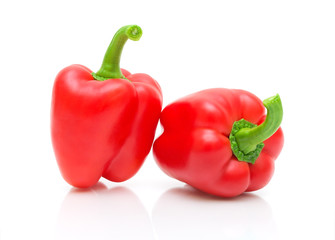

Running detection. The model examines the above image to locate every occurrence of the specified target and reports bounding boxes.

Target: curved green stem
[229,94,283,164]
[92,25,142,81]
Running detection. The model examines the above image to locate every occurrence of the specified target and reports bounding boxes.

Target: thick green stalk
[92,25,142,81]
[229,94,283,164]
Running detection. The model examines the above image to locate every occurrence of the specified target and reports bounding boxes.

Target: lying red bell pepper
[153,89,283,197]
[51,25,162,188]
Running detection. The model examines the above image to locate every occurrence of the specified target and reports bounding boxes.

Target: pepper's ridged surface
[51,25,162,188]
[153,88,283,197]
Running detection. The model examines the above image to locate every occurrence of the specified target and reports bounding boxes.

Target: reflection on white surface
[153,186,278,240]
[56,183,154,240]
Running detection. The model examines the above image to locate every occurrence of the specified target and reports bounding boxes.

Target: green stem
[229,94,283,164]
[92,25,142,81]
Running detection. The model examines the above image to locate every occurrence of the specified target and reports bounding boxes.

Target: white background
[0,0,334,239]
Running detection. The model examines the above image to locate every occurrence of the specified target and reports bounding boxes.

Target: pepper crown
[92,25,142,81]
[229,94,283,164]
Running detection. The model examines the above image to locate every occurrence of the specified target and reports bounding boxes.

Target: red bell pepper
[153,89,283,197]
[51,25,162,188]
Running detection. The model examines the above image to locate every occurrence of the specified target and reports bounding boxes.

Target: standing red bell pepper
[153,89,283,197]
[51,25,162,188]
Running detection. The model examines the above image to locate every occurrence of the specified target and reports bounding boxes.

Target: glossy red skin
[51,64,162,188]
[153,88,283,197]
